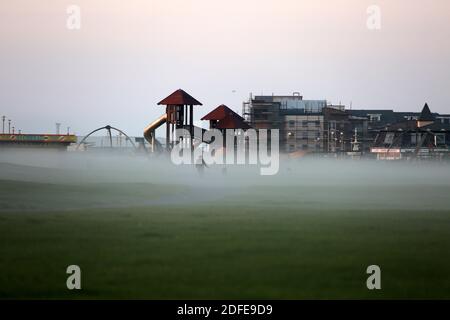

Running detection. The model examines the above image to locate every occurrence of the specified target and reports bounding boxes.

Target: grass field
[0,158,450,299]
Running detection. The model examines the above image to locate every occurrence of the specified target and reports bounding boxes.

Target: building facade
[371,104,450,160]
[243,93,450,157]
[242,93,367,154]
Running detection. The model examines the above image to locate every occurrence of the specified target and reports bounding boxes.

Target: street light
[1,116,5,134]
[316,137,321,153]
[330,130,336,153]
[8,119,11,134]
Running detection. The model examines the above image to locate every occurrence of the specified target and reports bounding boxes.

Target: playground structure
[77,125,137,150]
[201,104,250,131]
[201,104,251,154]
[144,89,204,153]
[143,90,252,156]
[143,114,167,152]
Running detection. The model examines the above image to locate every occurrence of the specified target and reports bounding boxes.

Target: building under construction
[242,93,367,154]
[242,93,450,158]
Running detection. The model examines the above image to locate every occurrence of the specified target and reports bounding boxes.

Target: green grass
[1,180,450,299]
[0,180,187,211]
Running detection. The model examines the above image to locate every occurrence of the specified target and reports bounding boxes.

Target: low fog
[1,149,450,212]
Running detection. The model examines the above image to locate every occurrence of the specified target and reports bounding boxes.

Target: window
[302,120,308,127]
[368,114,381,122]
[384,132,395,144]
[288,120,295,128]
[411,133,417,145]
[435,133,446,146]
[315,120,320,127]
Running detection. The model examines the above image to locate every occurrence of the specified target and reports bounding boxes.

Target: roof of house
[157,89,202,106]
[379,120,450,132]
[419,103,435,121]
[322,106,349,119]
[349,107,441,126]
[384,120,418,131]
[420,122,450,131]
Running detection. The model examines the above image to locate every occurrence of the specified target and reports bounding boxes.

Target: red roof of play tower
[202,104,250,129]
[216,113,251,129]
[157,89,203,106]
[201,104,240,120]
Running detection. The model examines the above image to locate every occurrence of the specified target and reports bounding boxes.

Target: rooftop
[216,113,251,129]
[201,104,240,121]
[419,103,435,121]
[157,89,202,106]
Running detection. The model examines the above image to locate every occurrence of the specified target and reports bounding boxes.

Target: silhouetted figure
[195,155,208,176]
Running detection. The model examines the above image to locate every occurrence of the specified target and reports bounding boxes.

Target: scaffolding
[242,98,282,131]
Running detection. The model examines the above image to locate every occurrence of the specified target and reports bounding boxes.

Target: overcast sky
[1,0,449,136]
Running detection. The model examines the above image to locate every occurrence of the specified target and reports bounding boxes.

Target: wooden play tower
[157,89,202,151]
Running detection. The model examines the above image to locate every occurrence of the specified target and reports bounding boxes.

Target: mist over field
[1,0,450,301]
[1,150,450,299]
[1,150,449,212]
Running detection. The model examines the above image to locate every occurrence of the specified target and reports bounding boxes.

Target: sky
[0,0,449,136]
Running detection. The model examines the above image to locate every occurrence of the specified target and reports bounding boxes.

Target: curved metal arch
[76,125,137,150]
[108,126,137,149]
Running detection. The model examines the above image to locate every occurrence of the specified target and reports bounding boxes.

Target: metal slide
[144,115,213,152]
[144,114,167,152]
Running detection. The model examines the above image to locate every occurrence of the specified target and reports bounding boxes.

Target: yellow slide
[144,114,167,152]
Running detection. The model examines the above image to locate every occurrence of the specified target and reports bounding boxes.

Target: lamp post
[8,119,11,134]
[1,116,5,134]
[331,130,335,153]
[316,137,321,153]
